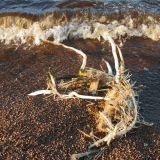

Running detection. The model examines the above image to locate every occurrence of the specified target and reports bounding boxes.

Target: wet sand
[0,38,160,159]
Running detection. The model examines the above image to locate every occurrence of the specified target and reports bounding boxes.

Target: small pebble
[144,143,148,147]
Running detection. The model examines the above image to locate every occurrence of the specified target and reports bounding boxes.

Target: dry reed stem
[44,40,87,70]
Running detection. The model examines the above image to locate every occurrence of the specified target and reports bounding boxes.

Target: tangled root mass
[29,35,138,159]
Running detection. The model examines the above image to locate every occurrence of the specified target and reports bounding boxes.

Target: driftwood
[29,34,139,159]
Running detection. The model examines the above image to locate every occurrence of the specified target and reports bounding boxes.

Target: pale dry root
[28,35,139,159]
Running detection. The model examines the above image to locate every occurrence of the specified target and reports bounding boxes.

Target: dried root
[28,35,139,159]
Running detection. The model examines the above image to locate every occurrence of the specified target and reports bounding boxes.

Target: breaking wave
[0,3,160,45]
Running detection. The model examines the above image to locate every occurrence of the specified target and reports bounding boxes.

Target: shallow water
[133,68,160,124]
[0,0,160,14]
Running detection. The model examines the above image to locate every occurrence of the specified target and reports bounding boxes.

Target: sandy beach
[0,38,160,159]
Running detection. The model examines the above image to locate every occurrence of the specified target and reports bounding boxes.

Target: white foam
[0,15,159,45]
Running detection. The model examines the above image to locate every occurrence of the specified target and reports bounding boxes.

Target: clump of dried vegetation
[29,35,139,159]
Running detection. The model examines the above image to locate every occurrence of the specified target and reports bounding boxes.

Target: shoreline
[0,37,160,159]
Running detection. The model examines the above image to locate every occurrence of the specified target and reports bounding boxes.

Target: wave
[0,11,160,45]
